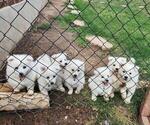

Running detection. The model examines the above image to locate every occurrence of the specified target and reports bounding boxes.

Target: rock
[0,92,49,111]
[138,80,150,89]
[121,4,127,8]
[70,10,81,15]
[73,20,85,27]
[139,6,144,9]
[85,35,113,50]
[0,83,13,92]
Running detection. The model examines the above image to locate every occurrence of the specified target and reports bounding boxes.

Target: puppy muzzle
[19,73,26,81]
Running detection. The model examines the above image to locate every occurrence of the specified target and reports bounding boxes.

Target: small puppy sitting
[6,54,36,95]
[36,54,65,96]
[89,67,113,101]
[107,56,127,97]
[118,58,140,104]
[64,59,85,95]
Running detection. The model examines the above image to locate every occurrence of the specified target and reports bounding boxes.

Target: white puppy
[6,54,37,95]
[64,59,85,95]
[36,54,65,96]
[89,67,113,101]
[118,58,139,104]
[107,56,127,97]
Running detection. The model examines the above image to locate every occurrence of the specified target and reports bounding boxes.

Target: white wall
[0,0,48,69]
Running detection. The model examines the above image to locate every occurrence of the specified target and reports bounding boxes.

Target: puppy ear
[27,55,33,62]
[94,69,99,75]
[52,54,58,59]
[130,58,136,64]
[7,56,14,63]
[120,57,127,65]
[108,56,114,62]
[40,67,46,72]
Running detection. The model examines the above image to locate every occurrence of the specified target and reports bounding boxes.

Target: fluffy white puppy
[64,59,85,95]
[107,56,127,97]
[118,58,139,104]
[36,54,65,96]
[6,54,37,95]
[89,67,113,101]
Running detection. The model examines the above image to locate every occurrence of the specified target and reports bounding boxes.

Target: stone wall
[0,0,48,69]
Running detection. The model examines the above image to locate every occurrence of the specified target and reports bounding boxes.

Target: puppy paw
[121,94,126,99]
[75,90,80,94]
[104,97,109,102]
[91,96,97,101]
[124,99,131,104]
[13,89,20,93]
[59,87,65,92]
[68,90,73,95]
[27,90,34,96]
[110,93,114,98]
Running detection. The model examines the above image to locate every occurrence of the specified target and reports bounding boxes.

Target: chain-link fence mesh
[0,0,149,124]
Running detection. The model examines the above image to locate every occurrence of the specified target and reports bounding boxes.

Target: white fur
[107,56,127,97]
[108,56,127,73]
[52,53,70,84]
[89,67,113,101]
[64,59,85,95]
[6,54,37,95]
[36,54,65,96]
[52,53,69,67]
[118,58,139,104]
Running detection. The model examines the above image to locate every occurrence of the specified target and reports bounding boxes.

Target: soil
[0,0,110,124]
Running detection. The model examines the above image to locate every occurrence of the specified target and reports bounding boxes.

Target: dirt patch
[0,92,97,125]
[0,105,96,125]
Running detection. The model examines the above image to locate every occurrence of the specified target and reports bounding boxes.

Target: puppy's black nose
[105,79,109,82]
[124,76,128,80]
[19,73,24,77]
[51,82,54,85]
[115,68,119,71]
[65,63,68,66]
[73,74,77,78]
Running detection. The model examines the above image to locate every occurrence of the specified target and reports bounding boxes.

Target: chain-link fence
[0,0,149,124]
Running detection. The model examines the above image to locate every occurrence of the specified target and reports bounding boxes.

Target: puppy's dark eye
[15,67,18,70]
[23,66,26,69]
[60,60,62,63]
[53,75,56,78]
[129,72,132,75]
[123,71,126,73]
[72,69,74,72]
[101,76,104,78]
[46,76,50,79]
[113,64,116,66]
[77,69,80,72]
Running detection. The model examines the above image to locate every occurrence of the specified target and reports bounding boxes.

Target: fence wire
[0,0,149,124]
